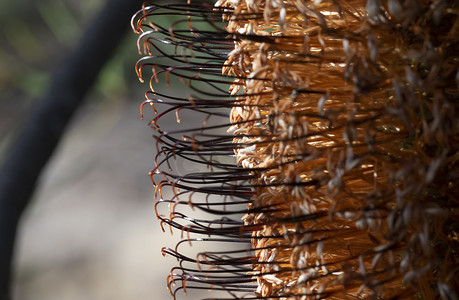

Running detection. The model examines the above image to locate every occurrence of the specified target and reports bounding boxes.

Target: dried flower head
[132,0,458,299]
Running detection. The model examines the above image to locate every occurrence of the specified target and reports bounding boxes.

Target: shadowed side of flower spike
[133,1,459,299]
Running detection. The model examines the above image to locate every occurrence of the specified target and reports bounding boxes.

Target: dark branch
[0,0,143,298]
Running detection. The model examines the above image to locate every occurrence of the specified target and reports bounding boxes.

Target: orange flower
[133,1,458,299]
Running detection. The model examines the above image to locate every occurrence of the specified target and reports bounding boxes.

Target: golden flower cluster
[133,0,458,299]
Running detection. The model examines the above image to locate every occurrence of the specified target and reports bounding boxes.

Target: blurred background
[0,0,187,299]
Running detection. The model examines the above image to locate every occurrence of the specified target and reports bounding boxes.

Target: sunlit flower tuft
[133,1,458,299]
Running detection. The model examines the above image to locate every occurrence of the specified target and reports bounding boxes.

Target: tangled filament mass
[132,1,458,299]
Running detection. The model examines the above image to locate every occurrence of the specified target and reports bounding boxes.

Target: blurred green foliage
[1,0,147,98]
[0,0,144,156]
[0,0,102,98]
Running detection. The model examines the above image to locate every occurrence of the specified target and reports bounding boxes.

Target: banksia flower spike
[132,1,458,299]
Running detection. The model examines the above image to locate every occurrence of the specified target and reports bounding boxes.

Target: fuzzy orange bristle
[133,0,458,299]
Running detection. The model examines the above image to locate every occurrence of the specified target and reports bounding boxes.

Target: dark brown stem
[0,0,144,298]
